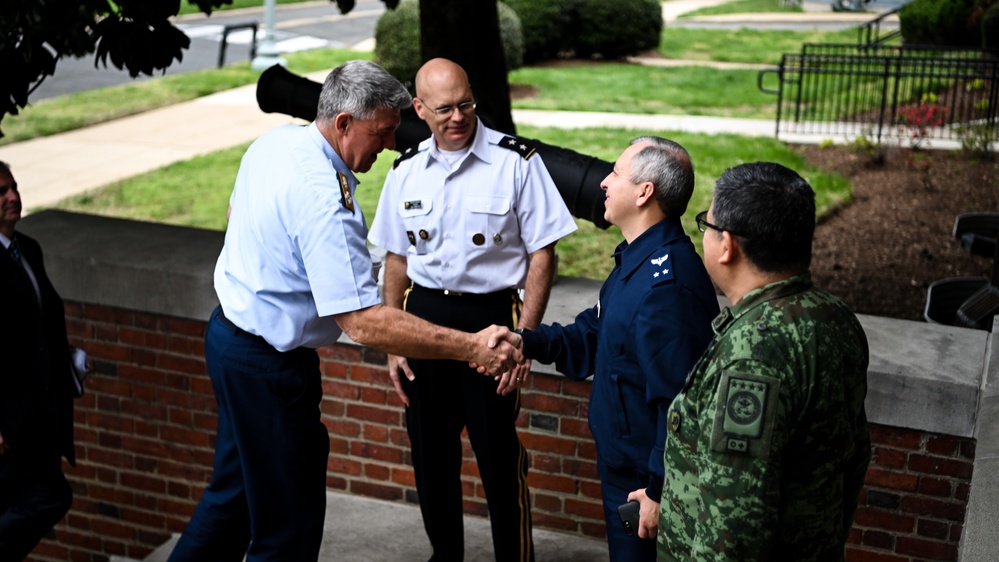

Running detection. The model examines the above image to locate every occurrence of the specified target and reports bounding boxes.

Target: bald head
[413,58,477,151]
[415,58,470,99]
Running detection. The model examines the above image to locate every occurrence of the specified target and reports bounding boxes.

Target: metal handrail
[758,43,999,142]
[858,6,902,47]
[218,22,259,68]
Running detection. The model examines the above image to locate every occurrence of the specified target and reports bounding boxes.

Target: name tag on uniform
[404,200,423,210]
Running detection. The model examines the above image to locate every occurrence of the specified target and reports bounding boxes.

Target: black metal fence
[758,44,999,144]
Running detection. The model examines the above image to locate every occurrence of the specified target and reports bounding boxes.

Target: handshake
[386,325,530,406]
[470,325,524,374]
[472,325,529,396]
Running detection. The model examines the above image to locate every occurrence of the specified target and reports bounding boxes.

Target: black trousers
[0,468,72,562]
[402,285,534,562]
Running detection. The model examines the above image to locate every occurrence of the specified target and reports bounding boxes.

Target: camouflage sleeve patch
[498,136,537,160]
[710,370,780,460]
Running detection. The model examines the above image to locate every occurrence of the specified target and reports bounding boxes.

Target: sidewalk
[108,491,610,562]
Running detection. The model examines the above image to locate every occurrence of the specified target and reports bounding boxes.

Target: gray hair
[628,136,695,218]
[317,60,412,122]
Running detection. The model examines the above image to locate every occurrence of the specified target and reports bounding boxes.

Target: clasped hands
[386,325,527,406]
[478,326,531,396]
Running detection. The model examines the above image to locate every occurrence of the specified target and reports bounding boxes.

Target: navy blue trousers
[168,307,328,562]
[0,469,72,562]
[598,462,656,562]
[402,286,534,562]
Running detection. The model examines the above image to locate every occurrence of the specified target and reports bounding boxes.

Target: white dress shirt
[368,120,577,294]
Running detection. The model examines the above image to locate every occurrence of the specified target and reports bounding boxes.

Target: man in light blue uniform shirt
[167,60,524,562]
[497,137,719,561]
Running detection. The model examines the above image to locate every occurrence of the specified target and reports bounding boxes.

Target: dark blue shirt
[522,218,719,498]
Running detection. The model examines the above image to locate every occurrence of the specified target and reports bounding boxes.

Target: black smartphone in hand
[617,500,640,536]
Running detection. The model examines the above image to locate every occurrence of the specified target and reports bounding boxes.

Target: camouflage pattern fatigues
[658,273,870,561]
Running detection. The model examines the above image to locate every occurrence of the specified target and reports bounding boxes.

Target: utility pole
[251,0,287,71]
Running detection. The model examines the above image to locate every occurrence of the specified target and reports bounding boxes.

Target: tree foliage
[0,0,509,138]
[0,0,245,137]
[420,0,515,134]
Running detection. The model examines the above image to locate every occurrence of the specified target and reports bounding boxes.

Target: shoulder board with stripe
[498,136,537,160]
[393,146,421,169]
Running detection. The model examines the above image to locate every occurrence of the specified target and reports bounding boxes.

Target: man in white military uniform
[168,60,524,562]
[368,58,577,562]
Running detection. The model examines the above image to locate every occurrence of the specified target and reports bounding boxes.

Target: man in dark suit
[0,160,76,562]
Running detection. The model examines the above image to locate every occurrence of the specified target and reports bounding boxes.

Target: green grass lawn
[679,0,802,17]
[54,125,850,281]
[0,49,370,146]
[511,64,777,119]
[659,27,859,64]
[14,17,859,282]
[178,0,320,16]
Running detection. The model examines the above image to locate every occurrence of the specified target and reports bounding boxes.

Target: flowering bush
[897,101,946,150]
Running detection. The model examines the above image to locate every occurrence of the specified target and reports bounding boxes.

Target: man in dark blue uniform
[499,137,719,561]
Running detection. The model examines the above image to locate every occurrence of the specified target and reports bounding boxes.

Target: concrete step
[110,490,610,562]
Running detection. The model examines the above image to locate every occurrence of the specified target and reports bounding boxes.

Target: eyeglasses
[695,210,746,238]
[418,99,476,119]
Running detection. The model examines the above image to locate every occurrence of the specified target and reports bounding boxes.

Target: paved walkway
[108,491,610,562]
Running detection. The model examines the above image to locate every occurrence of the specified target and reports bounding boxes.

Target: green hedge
[571,0,663,59]
[372,0,422,89]
[899,0,979,46]
[503,0,575,62]
[984,4,999,47]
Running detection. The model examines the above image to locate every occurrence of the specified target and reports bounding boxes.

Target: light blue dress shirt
[214,123,380,351]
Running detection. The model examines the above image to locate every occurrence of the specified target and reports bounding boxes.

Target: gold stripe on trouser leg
[510,291,532,560]
[516,430,532,561]
[511,291,522,329]
[402,283,413,312]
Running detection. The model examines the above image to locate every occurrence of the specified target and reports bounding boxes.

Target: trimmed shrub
[498,1,525,71]
[976,0,999,47]
[571,0,662,59]
[504,0,576,62]
[899,0,977,47]
[372,0,421,89]
[373,0,524,89]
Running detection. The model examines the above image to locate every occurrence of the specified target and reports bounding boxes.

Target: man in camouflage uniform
[658,162,871,561]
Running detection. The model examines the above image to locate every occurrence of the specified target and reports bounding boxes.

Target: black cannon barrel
[256,65,611,230]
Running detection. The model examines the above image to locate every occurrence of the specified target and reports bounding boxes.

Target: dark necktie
[8,236,21,265]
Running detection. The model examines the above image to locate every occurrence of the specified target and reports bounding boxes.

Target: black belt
[411,283,518,304]
[216,307,270,346]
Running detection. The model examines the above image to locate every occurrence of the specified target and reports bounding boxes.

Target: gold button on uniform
[419,229,430,240]
[493,233,503,245]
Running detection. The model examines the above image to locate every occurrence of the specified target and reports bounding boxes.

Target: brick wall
[847,427,975,562]
[29,302,974,561]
